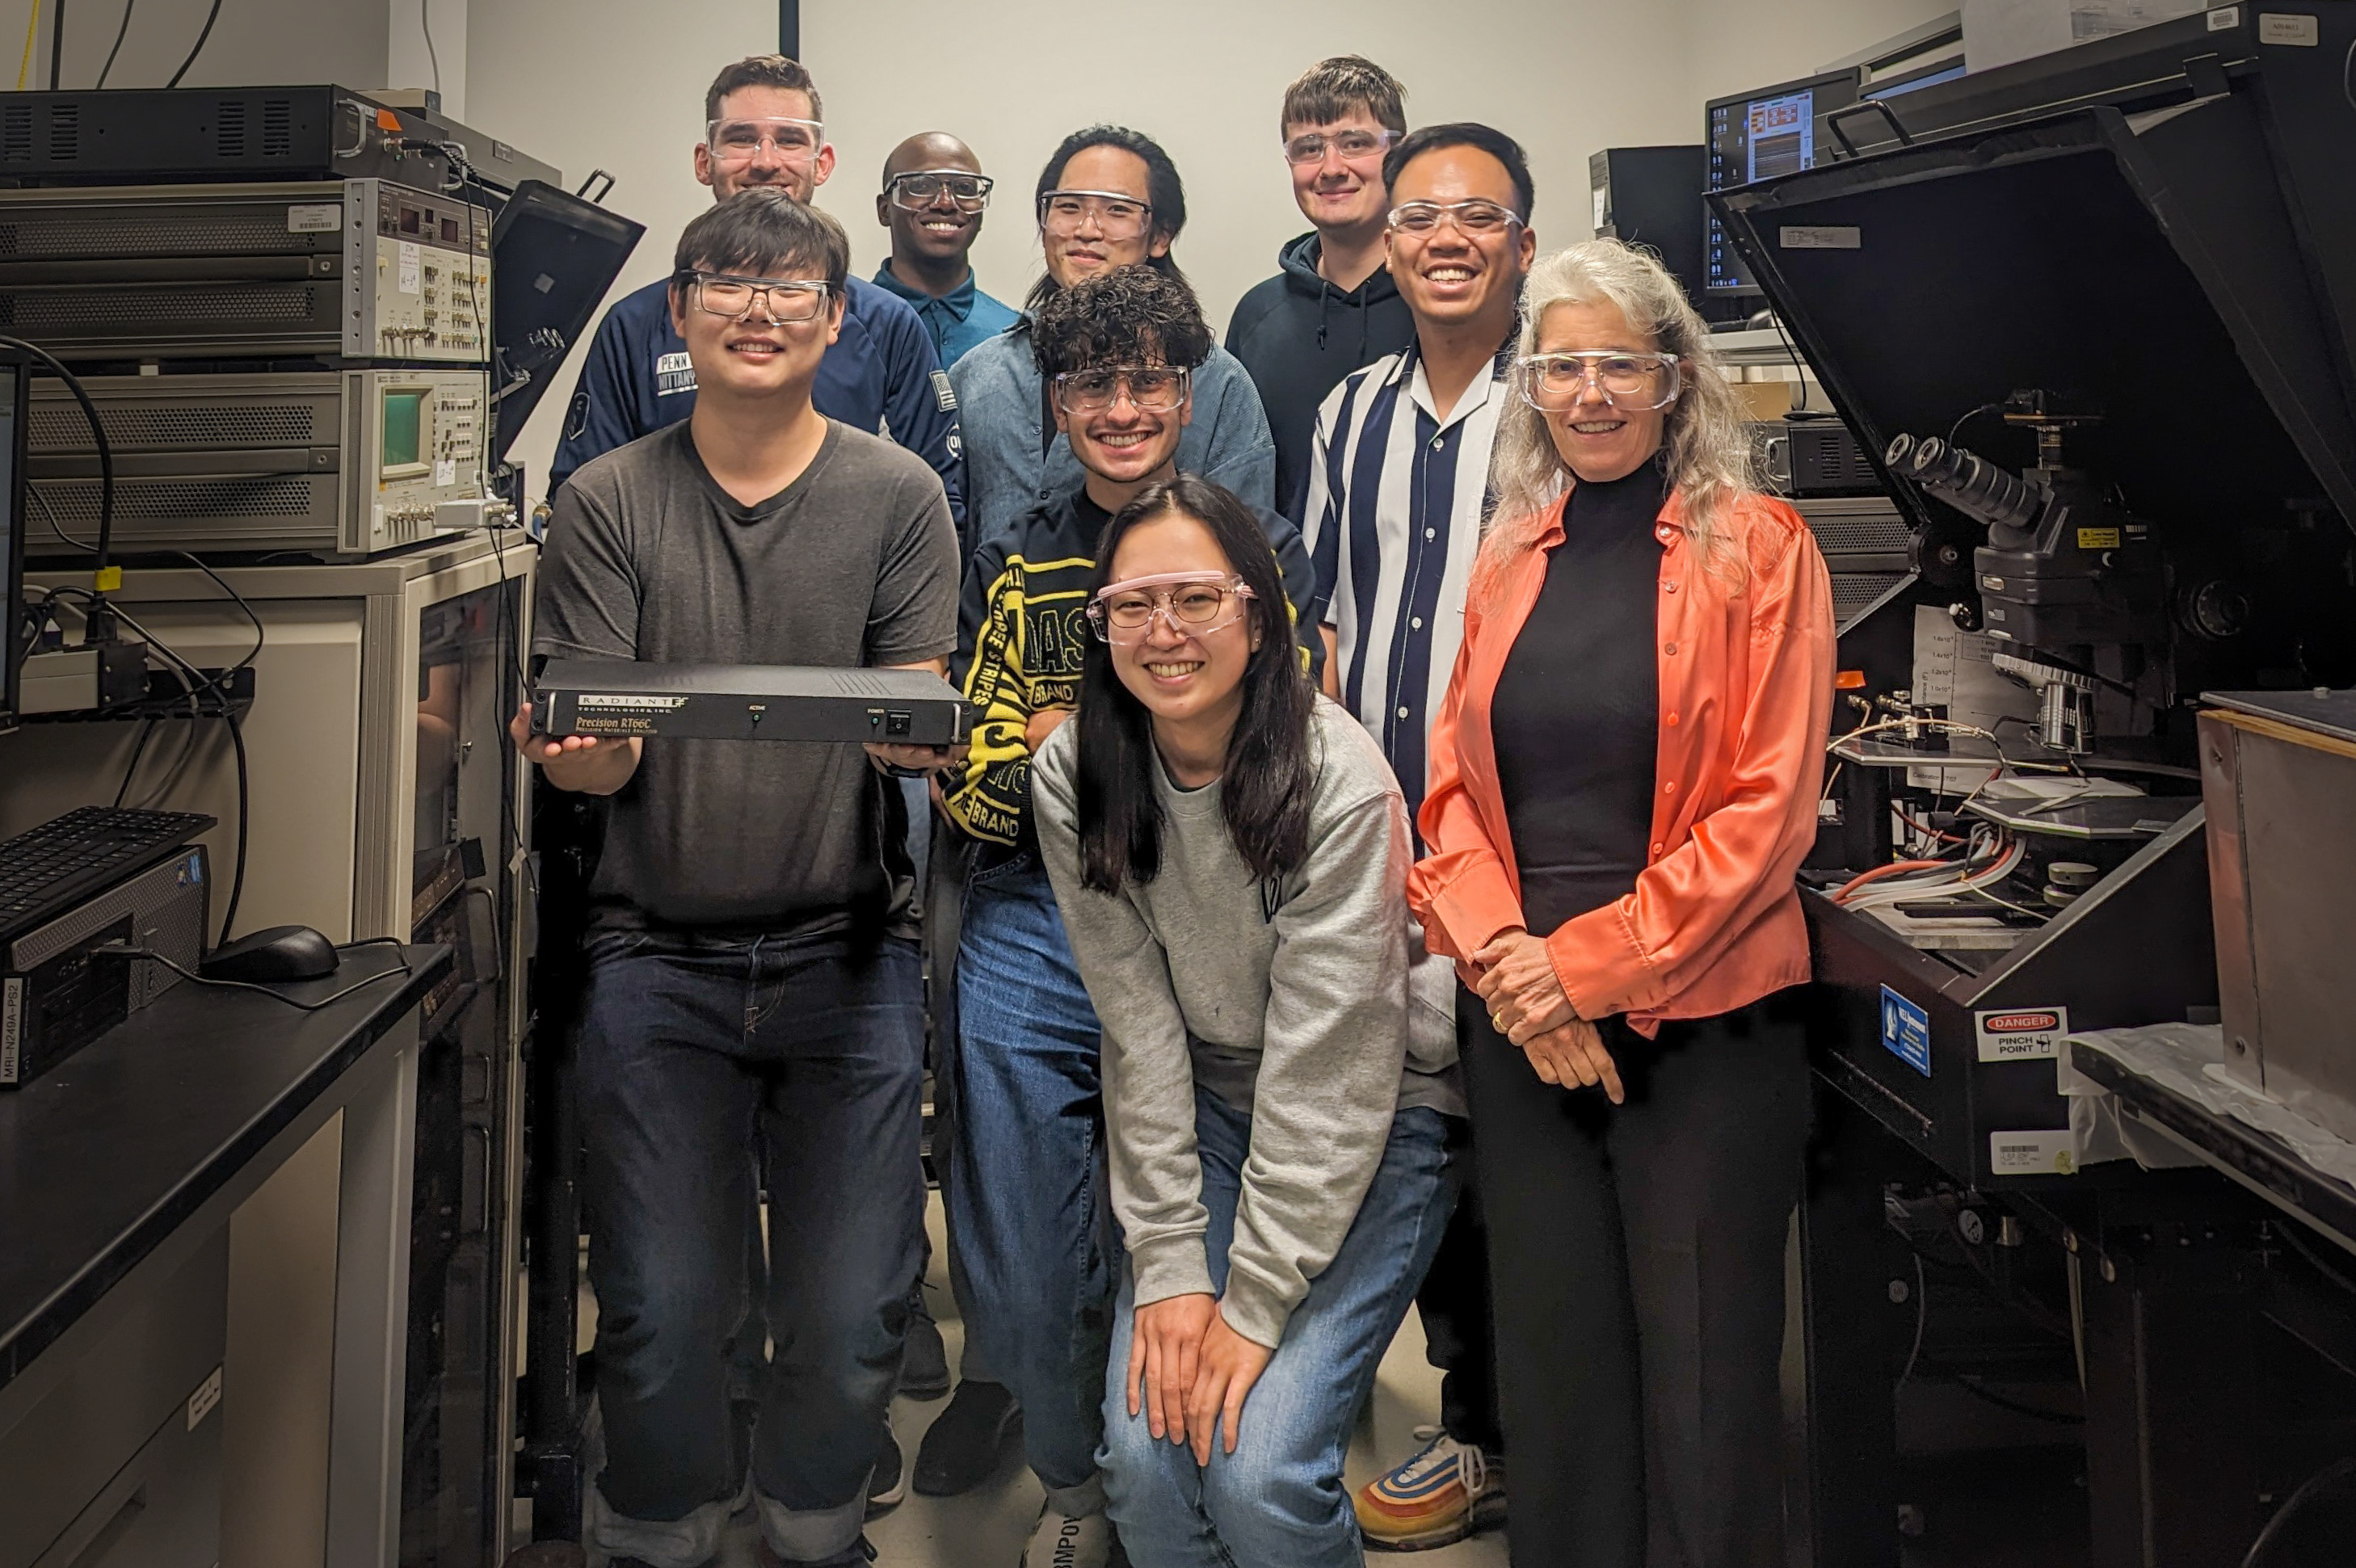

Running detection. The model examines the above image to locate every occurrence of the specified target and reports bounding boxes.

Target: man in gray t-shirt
[515,189,957,1568]
[534,416,953,935]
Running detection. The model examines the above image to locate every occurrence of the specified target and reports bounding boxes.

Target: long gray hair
[1484,239,1755,584]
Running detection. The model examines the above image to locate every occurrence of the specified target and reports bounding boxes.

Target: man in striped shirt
[1302,120,1535,1553]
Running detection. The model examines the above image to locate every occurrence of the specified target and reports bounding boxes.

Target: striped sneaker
[1354,1427,1506,1551]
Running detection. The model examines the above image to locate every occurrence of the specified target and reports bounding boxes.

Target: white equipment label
[434,459,456,487]
[1781,225,1861,250]
[1975,1007,2070,1062]
[1989,1130,2077,1176]
[2258,13,2319,44]
[398,241,421,294]
[578,694,689,709]
[286,204,342,232]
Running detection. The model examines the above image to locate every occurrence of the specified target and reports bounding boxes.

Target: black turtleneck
[1489,458,1668,938]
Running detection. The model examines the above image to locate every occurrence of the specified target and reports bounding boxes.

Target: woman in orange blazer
[1407,238,1833,1568]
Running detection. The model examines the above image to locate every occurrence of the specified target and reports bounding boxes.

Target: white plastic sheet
[2064,1023,2356,1187]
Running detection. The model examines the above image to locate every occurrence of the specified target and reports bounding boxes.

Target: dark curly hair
[1030,265,1214,380]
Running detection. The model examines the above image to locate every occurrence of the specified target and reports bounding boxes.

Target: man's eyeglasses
[680,271,833,324]
[1514,351,1683,413]
[706,117,825,168]
[1054,365,1190,414]
[1087,573,1256,641]
[1387,200,1522,238]
[887,170,995,213]
[1283,128,1398,166]
[1038,190,1154,242]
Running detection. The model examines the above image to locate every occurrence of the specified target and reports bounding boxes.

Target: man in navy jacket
[549,54,963,532]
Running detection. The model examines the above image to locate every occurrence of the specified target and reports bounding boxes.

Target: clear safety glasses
[1053,365,1189,415]
[1514,351,1683,412]
[1038,189,1154,242]
[1386,199,1521,238]
[706,116,825,167]
[681,271,833,323]
[1283,128,1396,165]
[1086,573,1256,642]
[887,170,994,212]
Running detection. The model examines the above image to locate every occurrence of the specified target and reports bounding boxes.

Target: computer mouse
[201,924,341,983]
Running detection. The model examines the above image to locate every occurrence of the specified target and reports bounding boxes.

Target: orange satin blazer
[1407,485,1835,1034]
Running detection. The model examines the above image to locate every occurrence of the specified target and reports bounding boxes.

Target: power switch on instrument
[886,712,913,738]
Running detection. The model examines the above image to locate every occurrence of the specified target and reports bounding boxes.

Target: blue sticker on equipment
[1881,986,1931,1078]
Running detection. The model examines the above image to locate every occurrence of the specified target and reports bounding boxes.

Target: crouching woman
[1030,473,1460,1568]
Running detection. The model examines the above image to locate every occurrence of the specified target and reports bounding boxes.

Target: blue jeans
[1101,1091,1459,1568]
[578,928,926,1568]
[728,776,939,1404]
[948,855,1115,1508]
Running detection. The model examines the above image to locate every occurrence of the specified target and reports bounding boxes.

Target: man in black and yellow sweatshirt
[940,264,1317,1568]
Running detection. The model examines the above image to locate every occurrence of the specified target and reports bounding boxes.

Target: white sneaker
[1022,1505,1113,1568]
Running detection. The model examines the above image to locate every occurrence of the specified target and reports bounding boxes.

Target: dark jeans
[580,927,926,1567]
[1462,989,1809,1568]
[1413,1115,1505,1454]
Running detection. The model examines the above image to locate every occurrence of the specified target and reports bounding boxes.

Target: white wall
[806,3,1697,336]
[463,0,775,498]
[457,0,1950,503]
[4,0,392,94]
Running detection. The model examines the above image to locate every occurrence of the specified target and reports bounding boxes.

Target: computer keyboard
[0,806,217,940]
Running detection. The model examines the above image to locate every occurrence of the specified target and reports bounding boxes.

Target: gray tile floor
[580,1194,1507,1568]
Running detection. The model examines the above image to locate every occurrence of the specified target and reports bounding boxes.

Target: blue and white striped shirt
[1303,338,1512,827]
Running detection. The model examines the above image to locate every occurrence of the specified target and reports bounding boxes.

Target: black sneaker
[867,1420,907,1515]
[899,1291,952,1401]
[913,1377,1021,1496]
[756,1536,877,1568]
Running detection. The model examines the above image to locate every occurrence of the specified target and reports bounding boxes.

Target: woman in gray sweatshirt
[1031,474,1459,1568]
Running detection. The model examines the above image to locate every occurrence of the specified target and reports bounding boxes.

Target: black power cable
[28,520,263,944]
[1768,312,1811,414]
[94,0,133,87]
[99,944,414,1011]
[68,591,250,940]
[2,334,116,592]
[162,0,219,89]
[112,719,158,806]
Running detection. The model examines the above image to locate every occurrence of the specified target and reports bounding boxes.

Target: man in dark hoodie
[1225,56,1416,521]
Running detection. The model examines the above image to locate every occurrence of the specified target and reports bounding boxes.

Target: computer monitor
[0,351,26,738]
[1704,69,1862,297]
